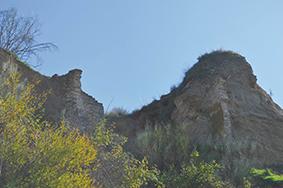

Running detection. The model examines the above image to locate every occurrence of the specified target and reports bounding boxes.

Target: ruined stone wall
[0,49,104,133]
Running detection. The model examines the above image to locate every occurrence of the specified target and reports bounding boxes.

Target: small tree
[0,8,56,61]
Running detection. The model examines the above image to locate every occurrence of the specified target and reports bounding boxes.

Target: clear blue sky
[2,1,283,112]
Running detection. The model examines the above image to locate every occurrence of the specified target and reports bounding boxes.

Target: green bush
[250,168,283,186]
[136,124,191,168]
[242,177,252,188]
[92,120,163,188]
[161,151,228,188]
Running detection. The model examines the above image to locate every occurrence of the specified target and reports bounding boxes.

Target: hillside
[1,49,283,186]
[112,50,283,181]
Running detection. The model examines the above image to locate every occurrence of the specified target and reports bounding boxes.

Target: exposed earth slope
[113,51,283,179]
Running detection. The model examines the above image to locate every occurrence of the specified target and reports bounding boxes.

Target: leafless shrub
[0,8,56,61]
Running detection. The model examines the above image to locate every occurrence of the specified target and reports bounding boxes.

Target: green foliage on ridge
[250,168,283,186]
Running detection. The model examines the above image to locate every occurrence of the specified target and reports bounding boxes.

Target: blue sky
[2,0,283,112]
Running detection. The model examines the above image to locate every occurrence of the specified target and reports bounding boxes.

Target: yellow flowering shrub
[0,72,97,188]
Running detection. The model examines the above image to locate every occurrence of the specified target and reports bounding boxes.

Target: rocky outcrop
[2,48,283,182]
[0,49,104,133]
[113,51,283,180]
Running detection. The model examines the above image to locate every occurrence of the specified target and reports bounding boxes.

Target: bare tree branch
[0,8,57,62]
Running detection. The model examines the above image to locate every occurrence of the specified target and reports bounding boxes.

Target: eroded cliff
[113,51,283,180]
[2,48,283,182]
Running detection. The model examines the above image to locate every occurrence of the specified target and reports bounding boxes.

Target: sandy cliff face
[0,49,104,133]
[114,51,283,178]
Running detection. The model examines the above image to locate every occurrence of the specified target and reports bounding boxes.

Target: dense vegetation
[0,72,162,187]
[136,124,191,168]
[160,151,229,188]
[92,120,163,188]
[0,73,97,187]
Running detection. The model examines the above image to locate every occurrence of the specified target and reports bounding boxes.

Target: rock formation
[1,48,283,182]
[113,50,283,180]
[0,49,104,133]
